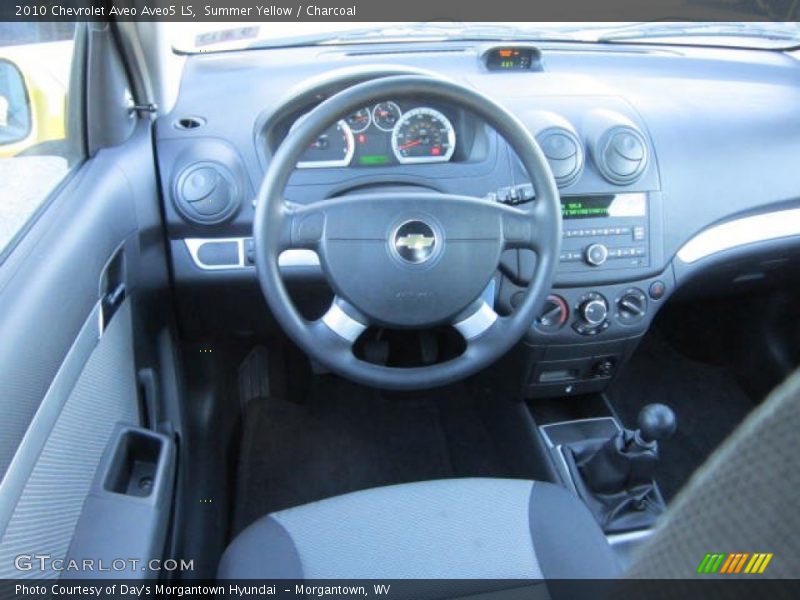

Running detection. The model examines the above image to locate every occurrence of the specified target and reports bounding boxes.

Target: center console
[495,188,672,399]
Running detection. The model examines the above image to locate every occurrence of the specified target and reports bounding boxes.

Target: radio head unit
[559,192,649,271]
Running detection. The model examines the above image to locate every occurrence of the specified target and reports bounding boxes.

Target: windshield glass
[171,22,800,53]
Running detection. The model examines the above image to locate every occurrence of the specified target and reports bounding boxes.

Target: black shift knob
[637,403,677,443]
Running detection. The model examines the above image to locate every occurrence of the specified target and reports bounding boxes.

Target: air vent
[595,126,648,185]
[173,162,239,225]
[536,127,584,188]
[174,116,206,131]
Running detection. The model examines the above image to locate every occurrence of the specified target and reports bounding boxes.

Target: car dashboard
[155,41,800,397]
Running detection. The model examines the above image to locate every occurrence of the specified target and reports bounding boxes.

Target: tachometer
[346,107,371,133]
[372,101,402,132]
[295,119,354,169]
[391,107,456,164]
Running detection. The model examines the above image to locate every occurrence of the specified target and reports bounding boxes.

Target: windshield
[171,22,800,53]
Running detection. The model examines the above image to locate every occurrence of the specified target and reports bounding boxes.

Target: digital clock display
[486,48,535,71]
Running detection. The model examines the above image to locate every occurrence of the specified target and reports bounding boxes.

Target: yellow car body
[0,41,72,158]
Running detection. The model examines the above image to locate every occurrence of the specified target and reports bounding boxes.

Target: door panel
[0,144,139,480]
[0,122,161,577]
[0,301,138,578]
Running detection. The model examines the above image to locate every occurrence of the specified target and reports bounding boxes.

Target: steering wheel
[254,75,561,390]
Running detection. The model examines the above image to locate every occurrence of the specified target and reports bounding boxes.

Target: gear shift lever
[562,403,676,532]
[580,403,676,492]
[637,403,677,444]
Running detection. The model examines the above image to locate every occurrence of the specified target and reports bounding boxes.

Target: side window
[0,23,83,256]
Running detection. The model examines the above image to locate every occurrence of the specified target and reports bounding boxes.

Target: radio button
[585,243,609,266]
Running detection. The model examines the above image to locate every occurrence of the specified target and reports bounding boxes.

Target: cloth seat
[218,478,619,580]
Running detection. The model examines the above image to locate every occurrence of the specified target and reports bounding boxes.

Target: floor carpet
[606,332,756,501]
[233,376,553,533]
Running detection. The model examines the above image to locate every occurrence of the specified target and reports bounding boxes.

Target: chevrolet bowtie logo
[396,234,435,250]
[393,220,438,264]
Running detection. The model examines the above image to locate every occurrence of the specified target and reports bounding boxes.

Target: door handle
[99,246,127,334]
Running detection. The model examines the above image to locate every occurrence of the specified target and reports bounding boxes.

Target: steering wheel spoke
[316,296,368,345]
[452,300,499,341]
[500,206,543,252]
[273,201,325,252]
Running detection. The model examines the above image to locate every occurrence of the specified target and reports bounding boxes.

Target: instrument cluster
[291,100,458,169]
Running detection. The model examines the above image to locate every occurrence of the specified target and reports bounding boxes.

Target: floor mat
[606,333,756,502]
[233,376,550,534]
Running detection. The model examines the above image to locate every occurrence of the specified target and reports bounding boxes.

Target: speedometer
[391,107,456,164]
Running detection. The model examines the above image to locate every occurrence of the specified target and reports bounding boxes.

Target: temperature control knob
[536,295,569,333]
[585,243,609,267]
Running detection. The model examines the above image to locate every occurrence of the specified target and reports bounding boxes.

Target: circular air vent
[595,126,648,185]
[536,127,584,188]
[173,162,240,224]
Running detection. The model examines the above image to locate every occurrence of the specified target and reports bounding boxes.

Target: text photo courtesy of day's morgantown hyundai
[0,1,799,599]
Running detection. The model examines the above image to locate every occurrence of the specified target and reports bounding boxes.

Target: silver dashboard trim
[184,238,320,270]
[677,208,800,264]
[185,238,245,271]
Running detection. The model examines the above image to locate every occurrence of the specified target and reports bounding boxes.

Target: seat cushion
[218,478,619,579]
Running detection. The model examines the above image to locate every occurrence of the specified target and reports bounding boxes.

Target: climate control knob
[585,243,609,267]
[536,295,569,333]
[573,292,610,336]
[617,288,648,324]
[581,297,609,325]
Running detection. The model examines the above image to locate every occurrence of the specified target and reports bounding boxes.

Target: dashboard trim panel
[184,238,321,270]
[185,238,245,271]
[677,208,800,264]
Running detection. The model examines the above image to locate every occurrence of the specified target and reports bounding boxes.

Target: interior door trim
[0,301,101,534]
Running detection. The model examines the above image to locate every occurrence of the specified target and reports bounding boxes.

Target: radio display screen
[561,194,646,220]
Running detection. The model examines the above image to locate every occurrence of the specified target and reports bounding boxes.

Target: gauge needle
[399,139,422,151]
